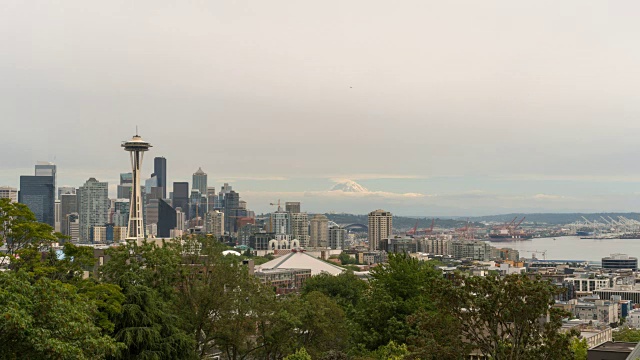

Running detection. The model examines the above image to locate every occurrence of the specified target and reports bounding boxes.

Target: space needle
[122,132,152,241]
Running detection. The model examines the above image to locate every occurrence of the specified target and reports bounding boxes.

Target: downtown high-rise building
[78,178,109,242]
[0,186,18,203]
[368,209,393,251]
[309,214,329,248]
[193,167,207,195]
[157,199,176,238]
[117,173,133,199]
[172,182,189,218]
[19,175,55,226]
[35,161,56,198]
[154,157,167,199]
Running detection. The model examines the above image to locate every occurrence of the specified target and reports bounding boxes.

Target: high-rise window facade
[19,175,55,226]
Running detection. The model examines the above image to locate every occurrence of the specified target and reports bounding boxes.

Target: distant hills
[467,212,640,225]
[324,212,640,229]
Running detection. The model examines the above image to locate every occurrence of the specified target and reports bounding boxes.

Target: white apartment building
[205,210,225,237]
[0,186,18,203]
[368,209,392,251]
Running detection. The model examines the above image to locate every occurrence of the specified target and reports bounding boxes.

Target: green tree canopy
[0,271,121,359]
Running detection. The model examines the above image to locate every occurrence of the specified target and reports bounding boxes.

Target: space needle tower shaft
[122,133,152,241]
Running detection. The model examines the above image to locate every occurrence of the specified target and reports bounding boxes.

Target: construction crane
[269,199,282,212]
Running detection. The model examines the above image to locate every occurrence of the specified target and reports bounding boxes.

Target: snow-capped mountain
[330,180,369,193]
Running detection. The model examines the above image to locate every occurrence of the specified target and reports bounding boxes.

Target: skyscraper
[122,134,152,240]
[157,199,176,238]
[78,178,109,242]
[193,167,207,195]
[117,173,133,199]
[368,209,393,251]
[154,157,167,199]
[19,175,55,226]
[35,162,56,198]
[224,190,240,232]
[310,214,329,248]
[172,182,189,218]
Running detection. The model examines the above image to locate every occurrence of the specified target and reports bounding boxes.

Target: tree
[613,327,640,342]
[443,273,576,360]
[298,291,349,358]
[302,271,368,309]
[101,240,197,360]
[0,271,121,359]
[570,337,588,360]
[351,253,443,351]
[0,198,61,267]
[284,348,312,360]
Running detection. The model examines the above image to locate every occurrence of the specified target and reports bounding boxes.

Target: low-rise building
[254,268,312,294]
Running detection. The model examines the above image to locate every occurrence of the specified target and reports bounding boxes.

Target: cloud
[328,174,427,182]
[214,176,289,182]
[532,193,565,200]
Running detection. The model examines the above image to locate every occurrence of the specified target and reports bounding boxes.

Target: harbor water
[486,236,640,263]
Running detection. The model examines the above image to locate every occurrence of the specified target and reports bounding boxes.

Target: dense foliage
[0,200,587,359]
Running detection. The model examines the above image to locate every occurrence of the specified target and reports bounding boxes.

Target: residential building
[290,212,309,248]
[65,213,80,243]
[269,210,290,235]
[205,210,225,238]
[419,236,451,255]
[368,209,392,251]
[451,240,493,261]
[0,186,18,203]
[19,175,55,226]
[380,237,418,253]
[309,214,329,248]
[285,202,301,214]
[78,178,109,242]
[328,225,348,250]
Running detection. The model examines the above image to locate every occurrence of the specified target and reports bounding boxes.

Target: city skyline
[3,1,640,215]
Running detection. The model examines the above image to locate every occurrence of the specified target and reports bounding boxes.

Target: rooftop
[256,251,345,276]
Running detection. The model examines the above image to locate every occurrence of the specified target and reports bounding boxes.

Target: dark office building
[60,193,78,236]
[154,157,167,199]
[249,232,276,250]
[602,254,638,270]
[224,190,240,232]
[157,199,177,238]
[172,182,189,218]
[19,175,55,226]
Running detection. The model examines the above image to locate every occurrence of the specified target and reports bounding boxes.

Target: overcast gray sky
[2,0,640,215]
